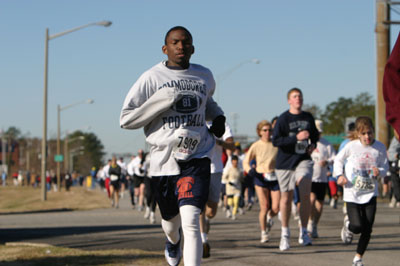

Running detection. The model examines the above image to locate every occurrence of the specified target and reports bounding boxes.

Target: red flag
[383,32,400,135]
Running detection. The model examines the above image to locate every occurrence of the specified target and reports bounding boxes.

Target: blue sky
[1,0,400,158]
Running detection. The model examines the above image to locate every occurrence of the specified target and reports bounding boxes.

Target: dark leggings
[144,176,156,212]
[346,197,377,255]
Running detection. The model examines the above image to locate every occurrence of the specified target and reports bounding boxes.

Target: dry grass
[0,186,165,265]
[0,186,110,214]
[0,244,164,266]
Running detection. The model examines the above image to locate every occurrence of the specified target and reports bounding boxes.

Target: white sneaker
[144,207,150,219]
[279,235,290,251]
[239,208,245,215]
[226,209,232,218]
[352,258,364,266]
[150,212,156,224]
[341,215,353,244]
[266,217,274,233]
[389,197,396,208]
[260,231,269,243]
[231,214,237,220]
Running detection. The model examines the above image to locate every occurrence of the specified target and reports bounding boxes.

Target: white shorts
[208,172,222,203]
[276,160,314,192]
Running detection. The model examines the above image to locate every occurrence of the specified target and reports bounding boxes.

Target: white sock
[161,214,181,244]
[180,205,202,266]
[201,232,208,243]
[282,227,290,237]
[353,255,362,262]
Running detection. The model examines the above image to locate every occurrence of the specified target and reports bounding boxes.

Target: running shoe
[266,217,274,233]
[144,207,150,219]
[164,233,182,266]
[202,242,210,258]
[311,224,318,238]
[150,212,156,224]
[341,215,353,244]
[299,231,312,246]
[226,209,232,218]
[231,214,237,220]
[352,258,364,266]
[279,235,290,251]
[246,202,253,211]
[260,231,269,243]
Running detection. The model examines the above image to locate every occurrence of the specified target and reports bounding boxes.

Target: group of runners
[117,26,391,266]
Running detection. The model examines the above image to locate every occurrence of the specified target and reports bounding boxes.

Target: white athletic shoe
[266,217,274,233]
[279,235,290,251]
[389,196,396,208]
[231,214,237,220]
[144,207,150,219]
[352,258,364,266]
[226,209,232,218]
[260,231,269,243]
[341,215,353,244]
[150,212,156,224]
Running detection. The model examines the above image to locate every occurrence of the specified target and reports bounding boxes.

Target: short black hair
[165,26,193,45]
[231,155,239,161]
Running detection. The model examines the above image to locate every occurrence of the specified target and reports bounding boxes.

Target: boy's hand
[337,175,348,186]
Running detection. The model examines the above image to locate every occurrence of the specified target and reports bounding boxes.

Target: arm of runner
[120,86,182,129]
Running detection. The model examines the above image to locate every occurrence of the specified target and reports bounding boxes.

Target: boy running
[120,26,225,266]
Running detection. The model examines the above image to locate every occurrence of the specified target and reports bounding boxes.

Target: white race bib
[295,140,308,154]
[352,175,375,194]
[110,174,119,181]
[263,172,277,181]
[172,129,201,161]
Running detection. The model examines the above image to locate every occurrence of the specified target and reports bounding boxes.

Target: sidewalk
[1,194,399,266]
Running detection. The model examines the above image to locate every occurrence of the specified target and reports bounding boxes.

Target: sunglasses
[262,129,272,132]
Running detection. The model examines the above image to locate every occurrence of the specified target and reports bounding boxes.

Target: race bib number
[110,174,119,181]
[173,129,201,161]
[352,175,375,193]
[295,140,308,154]
[263,172,277,181]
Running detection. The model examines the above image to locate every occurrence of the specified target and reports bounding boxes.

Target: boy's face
[287,91,303,110]
[162,29,194,68]
[358,127,374,146]
[232,159,238,168]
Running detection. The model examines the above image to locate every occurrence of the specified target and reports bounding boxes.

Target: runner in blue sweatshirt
[272,87,319,251]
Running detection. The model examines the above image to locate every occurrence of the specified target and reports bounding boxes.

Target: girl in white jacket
[333,116,388,266]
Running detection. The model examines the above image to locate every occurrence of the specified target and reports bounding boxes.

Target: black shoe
[202,242,210,258]
[165,232,182,266]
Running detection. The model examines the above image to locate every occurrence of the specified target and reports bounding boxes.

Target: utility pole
[376,0,390,147]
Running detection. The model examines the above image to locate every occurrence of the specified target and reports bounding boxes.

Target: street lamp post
[41,21,111,201]
[216,58,261,102]
[56,99,94,192]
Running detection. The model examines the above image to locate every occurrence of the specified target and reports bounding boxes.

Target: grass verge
[0,243,164,266]
[0,186,110,214]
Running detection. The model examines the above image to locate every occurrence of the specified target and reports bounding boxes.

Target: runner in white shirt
[200,122,234,258]
[333,116,388,266]
[120,26,225,266]
[308,120,336,238]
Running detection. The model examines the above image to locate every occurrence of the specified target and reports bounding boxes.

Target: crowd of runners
[110,26,399,266]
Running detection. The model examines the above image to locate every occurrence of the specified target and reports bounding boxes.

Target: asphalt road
[1,193,399,266]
